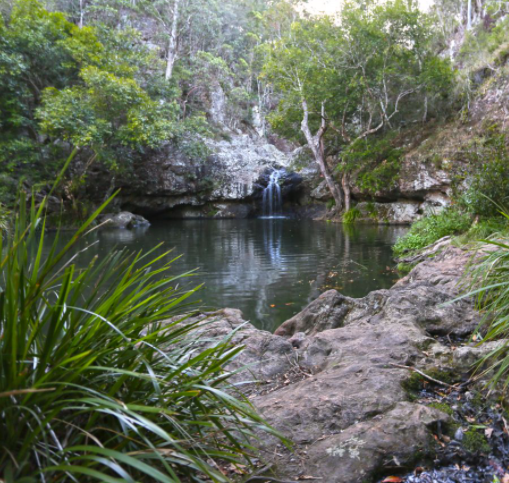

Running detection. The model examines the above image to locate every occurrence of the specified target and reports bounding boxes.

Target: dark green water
[50,220,407,332]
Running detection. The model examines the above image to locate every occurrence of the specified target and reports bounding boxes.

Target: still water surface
[51,220,407,332]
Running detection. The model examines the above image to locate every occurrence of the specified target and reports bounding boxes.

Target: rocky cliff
[104,65,508,224]
[111,133,310,219]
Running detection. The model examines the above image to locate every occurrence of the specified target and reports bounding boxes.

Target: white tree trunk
[165,0,181,81]
[301,100,343,211]
[467,0,472,30]
[342,172,351,212]
[79,0,85,28]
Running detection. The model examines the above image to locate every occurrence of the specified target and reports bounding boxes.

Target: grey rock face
[205,134,293,201]
[310,180,333,201]
[399,161,452,200]
[356,201,422,224]
[184,245,479,481]
[117,134,304,217]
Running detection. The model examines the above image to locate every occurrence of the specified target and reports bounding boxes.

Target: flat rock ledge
[179,246,481,482]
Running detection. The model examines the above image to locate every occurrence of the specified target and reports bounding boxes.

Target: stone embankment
[181,243,499,482]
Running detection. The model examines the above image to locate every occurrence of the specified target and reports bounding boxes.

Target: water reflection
[46,220,407,332]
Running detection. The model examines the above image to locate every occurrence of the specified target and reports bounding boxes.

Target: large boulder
[184,245,480,482]
[98,211,150,229]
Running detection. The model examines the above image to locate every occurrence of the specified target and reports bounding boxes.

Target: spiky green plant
[452,206,509,390]
[0,203,9,232]
[0,160,283,482]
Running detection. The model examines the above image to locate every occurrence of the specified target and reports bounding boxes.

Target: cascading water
[262,169,286,218]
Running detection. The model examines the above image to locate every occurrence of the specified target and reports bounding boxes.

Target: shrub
[342,207,361,224]
[459,129,509,217]
[0,173,283,481]
[393,207,472,257]
[340,134,402,196]
[460,213,509,389]
[455,217,509,245]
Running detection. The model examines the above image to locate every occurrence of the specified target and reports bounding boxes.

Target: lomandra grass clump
[461,217,509,389]
[0,170,282,482]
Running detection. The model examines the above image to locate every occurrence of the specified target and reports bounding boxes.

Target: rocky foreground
[182,244,506,482]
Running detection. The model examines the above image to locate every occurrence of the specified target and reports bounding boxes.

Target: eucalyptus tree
[263,0,453,212]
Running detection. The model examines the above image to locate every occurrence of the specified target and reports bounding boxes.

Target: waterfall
[262,169,285,218]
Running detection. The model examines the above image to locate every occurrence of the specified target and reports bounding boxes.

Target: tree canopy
[262,0,454,210]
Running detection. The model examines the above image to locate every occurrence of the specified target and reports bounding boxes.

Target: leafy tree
[262,0,454,211]
[37,66,175,168]
[0,0,178,202]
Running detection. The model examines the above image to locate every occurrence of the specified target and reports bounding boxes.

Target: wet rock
[98,211,150,229]
[211,203,254,219]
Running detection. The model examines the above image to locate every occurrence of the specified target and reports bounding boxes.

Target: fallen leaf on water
[270,304,276,308]
[285,303,294,306]
[382,477,403,483]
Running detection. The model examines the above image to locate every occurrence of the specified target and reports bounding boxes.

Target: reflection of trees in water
[254,220,285,325]
[311,224,408,299]
[98,226,150,245]
[43,221,406,332]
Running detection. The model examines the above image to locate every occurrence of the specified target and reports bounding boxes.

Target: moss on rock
[462,430,491,454]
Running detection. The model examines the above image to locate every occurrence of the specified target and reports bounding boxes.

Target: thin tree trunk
[103,176,116,203]
[467,0,472,30]
[165,0,181,81]
[79,0,85,28]
[342,172,351,212]
[301,100,343,210]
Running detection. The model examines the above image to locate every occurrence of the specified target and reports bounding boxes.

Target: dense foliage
[0,174,282,481]
[459,129,509,217]
[342,136,403,196]
[0,0,177,189]
[262,0,454,210]
[0,0,298,205]
[393,208,472,257]
[460,217,509,389]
